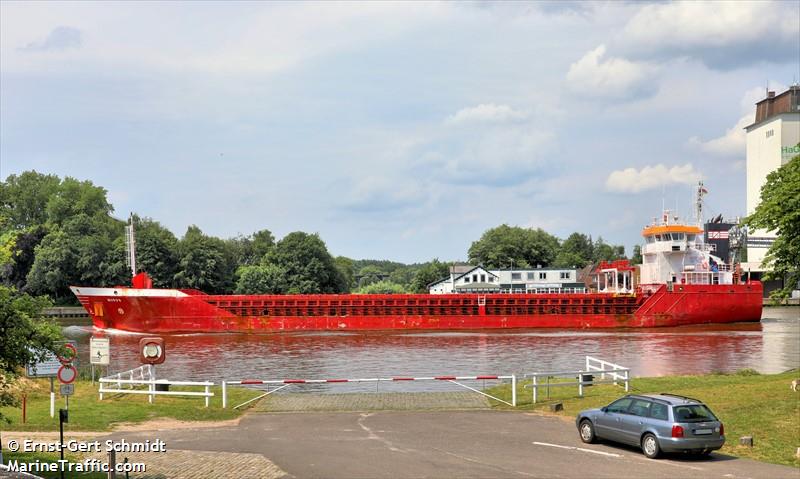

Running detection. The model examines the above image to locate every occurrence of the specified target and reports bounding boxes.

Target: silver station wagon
[575,393,725,458]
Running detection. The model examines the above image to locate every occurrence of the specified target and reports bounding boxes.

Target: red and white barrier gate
[223,374,516,409]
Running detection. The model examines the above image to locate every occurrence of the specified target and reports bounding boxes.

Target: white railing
[585,356,628,383]
[99,366,214,407]
[222,374,516,409]
[525,356,630,403]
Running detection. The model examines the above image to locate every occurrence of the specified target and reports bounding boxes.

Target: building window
[464,276,470,283]
[480,274,486,283]
[473,274,478,282]
[560,272,570,280]
[527,272,535,280]
[766,129,774,138]
[539,272,546,280]
[488,276,494,283]
[511,272,521,280]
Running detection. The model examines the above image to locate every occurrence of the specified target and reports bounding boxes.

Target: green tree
[334,256,356,291]
[468,225,559,268]
[225,229,275,267]
[554,232,594,268]
[745,153,800,300]
[0,171,61,229]
[45,177,113,226]
[27,214,125,301]
[135,218,180,287]
[357,265,386,287]
[0,286,62,422]
[1,226,47,290]
[265,232,347,294]
[631,244,643,265]
[355,280,407,294]
[174,225,234,293]
[410,259,450,293]
[235,264,288,294]
[591,236,626,263]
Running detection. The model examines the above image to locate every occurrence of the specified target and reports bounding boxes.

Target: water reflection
[64,308,799,392]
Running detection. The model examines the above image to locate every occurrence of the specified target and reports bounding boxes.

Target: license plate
[694,429,712,435]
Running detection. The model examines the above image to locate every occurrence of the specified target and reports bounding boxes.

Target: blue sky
[1,1,798,263]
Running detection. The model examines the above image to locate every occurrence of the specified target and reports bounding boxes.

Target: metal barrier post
[511,375,516,407]
[204,385,210,408]
[624,369,630,392]
[578,374,583,397]
[222,381,227,408]
[532,375,538,403]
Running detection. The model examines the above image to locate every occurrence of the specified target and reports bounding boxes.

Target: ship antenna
[125,213,137,278]
[695,181,707,226]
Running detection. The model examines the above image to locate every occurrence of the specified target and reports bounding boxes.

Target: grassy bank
[486,369,800,467]
[0,378,262,432]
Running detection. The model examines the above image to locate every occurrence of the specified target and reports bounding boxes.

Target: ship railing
[526,287,588,294]
[222,374,517,410]
[525,356,630,403]
[99,365,214,407]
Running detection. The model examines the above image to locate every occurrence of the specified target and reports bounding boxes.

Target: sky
[1,1,798,263]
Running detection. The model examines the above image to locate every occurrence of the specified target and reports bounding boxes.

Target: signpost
[90,337,110,384]
[27,340,77,418]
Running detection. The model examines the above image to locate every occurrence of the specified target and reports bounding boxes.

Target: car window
[606,398,632,414]
[629,399,652,417]
[673,405,717,422]
[650,403,668,420]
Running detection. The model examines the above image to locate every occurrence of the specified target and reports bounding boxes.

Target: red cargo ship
[71,203,762,333]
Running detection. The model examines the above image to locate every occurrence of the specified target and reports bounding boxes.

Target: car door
[594,398,632,442]
[620,399,653,445]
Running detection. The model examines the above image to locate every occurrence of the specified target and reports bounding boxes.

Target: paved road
[103,410,799,479]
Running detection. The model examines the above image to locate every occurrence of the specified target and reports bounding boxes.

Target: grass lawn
[485,369,800,468]
[0,378,263,432]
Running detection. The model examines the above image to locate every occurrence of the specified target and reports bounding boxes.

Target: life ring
[701,260,709,270]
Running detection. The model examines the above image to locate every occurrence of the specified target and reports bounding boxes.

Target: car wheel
[641,433,661,459]
[579,419,596,444]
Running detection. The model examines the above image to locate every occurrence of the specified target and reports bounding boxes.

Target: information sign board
[90,337,110,365]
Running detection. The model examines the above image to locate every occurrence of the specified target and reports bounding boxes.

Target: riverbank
[486,369,800,467]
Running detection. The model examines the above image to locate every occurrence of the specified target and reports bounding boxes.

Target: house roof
[454,265,498,282]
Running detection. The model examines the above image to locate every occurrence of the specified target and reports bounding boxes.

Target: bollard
[550,402,563,412]
[108,448,116,479]
[222,381,227,408]
[739,436,754,447]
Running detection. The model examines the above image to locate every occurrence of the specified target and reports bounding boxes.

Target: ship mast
[694,181,707,226]
[125,213,137,278]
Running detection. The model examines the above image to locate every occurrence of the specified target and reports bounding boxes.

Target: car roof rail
[659,393,702,403]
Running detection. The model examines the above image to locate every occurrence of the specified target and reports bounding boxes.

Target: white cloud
[688,113,753,157]
[621,1,799,68]
[445,103,529,125]
[566,44,658,99]
[19,26,82,52]
[605,164,702,194]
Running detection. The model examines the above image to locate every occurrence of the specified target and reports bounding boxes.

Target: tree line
[1,170,631,302]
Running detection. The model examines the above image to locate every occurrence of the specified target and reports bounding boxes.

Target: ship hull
[71,282,763,333]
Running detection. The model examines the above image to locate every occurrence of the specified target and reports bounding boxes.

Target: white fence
[222,374,516,409]
[99,365,214,407]
[526,356,630,403]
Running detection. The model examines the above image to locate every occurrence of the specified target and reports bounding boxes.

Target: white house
[428,265,582,294]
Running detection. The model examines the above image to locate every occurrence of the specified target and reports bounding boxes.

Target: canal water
[63,308,799,392]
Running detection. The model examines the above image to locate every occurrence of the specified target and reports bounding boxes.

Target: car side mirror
[601,407,608,413]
